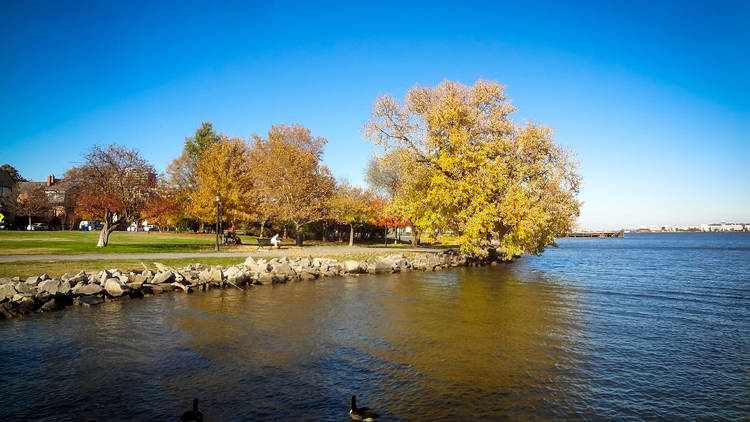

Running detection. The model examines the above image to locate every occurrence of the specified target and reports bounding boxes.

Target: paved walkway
[0,245,438,263]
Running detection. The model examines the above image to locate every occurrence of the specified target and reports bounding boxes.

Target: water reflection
[160,266,587,420]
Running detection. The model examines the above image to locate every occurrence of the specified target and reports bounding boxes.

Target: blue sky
[1,1,748,229]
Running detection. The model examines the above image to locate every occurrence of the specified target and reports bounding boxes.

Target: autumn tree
[364,79,581,258]
[166,122,221,228]
[330,181,374,246]
[65,145,157,247]
[188,136,258,228]
[4,183,49,229]
[251,124,335,245]
[143,178,184,229]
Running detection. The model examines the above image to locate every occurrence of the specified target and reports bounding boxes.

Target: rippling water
[1,233,748,420]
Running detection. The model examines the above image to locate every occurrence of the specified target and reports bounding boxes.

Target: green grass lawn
[0,230,226,255]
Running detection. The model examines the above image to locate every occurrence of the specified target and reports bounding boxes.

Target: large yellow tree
[188,136,258,226]
[364,79,581,258]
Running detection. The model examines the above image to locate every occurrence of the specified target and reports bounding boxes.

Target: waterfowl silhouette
[180,398,203,422]
[349,395,379,421]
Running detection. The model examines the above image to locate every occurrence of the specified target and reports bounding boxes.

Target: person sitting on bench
[270,233,280,249]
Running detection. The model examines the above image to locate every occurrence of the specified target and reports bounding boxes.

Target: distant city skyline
[2,1,748,230]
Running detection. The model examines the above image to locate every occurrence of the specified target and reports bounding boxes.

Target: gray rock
[343,260,363,273]
[39,298,61,312]
[0,302,18,318]
[25,276,41,286]
[103,278,129,297]
[38,279,72,296]
[36,291,51,303]
[171,282,190,293]
[300,271,317,281]
[272,263,296,277]
[127,281,144,290]
[0,283,17,302]
[73,283,103,296]
[152,271,174,284]
[16,296,36,314]
[271,274,289,284]
[205,268,223,282]
[0,277,12,285]
[158,283,175,292]
[367,259,392,274]
[153,262,171,273]
[61,273,73,282]
[14,282,37,295]
[40,273,51,281]
[77,295,104,307]
[134,274,148,284]
[256,273,274,285]
[141,284,163,295]
[243,256,256,267]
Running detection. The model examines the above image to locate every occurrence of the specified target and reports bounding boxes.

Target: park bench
[257,237,274,249]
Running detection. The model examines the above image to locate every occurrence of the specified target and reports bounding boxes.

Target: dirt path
[0,245,438,263]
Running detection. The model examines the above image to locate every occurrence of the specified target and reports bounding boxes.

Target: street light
[215,191,220,252]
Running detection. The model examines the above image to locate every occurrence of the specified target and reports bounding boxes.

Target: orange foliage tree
[250,124,335,245]
[65,145,157,247]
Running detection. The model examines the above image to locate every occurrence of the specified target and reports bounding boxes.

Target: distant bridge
[565,230,625,238]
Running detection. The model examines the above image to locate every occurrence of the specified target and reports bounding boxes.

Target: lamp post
[215,191,220,251]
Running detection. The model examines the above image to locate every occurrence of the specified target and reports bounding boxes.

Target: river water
[1,233,748,420]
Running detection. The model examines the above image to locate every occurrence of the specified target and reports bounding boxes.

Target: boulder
[38,279,72,296]
[73,283,103,296]
[39,298,61,312]
[141,284,163,295]
[25,276,41,286]
[271,263,296,277]
[16,296,36,314]
[299,271,318,281]
[366,259,392,274]
[0,283,17,302]
[343,260,363,274]
[153,262,172,273]
[152,271,174,285]
[14,282,37,295]
[256,273,274,285]
[0,303,18,318]
[171,282,191,293]
[243,256,256,267]
[205,268,223,282]
[103,278,129,297]
[76,295,104,307]
[158,283,175,292]
[0,277,12,285]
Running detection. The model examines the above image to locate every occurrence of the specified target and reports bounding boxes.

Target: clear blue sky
[1,1,748,229]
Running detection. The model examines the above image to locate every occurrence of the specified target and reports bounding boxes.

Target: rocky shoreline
[0,249,504,318]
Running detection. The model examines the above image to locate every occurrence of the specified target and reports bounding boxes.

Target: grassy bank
[0,231,221,255]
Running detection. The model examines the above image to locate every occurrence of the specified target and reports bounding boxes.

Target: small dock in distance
[565,230,625,238]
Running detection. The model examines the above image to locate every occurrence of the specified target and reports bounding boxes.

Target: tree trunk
[294,223,303,246]
[349,224,354,246]
[27,215,32,230]
[283,225,287,240]
[338,225,343,243]
[199,221,205,233]
[384,226,388,247]
[322,221,328,242]
[260,219,266,238]
[411,227,421,247]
